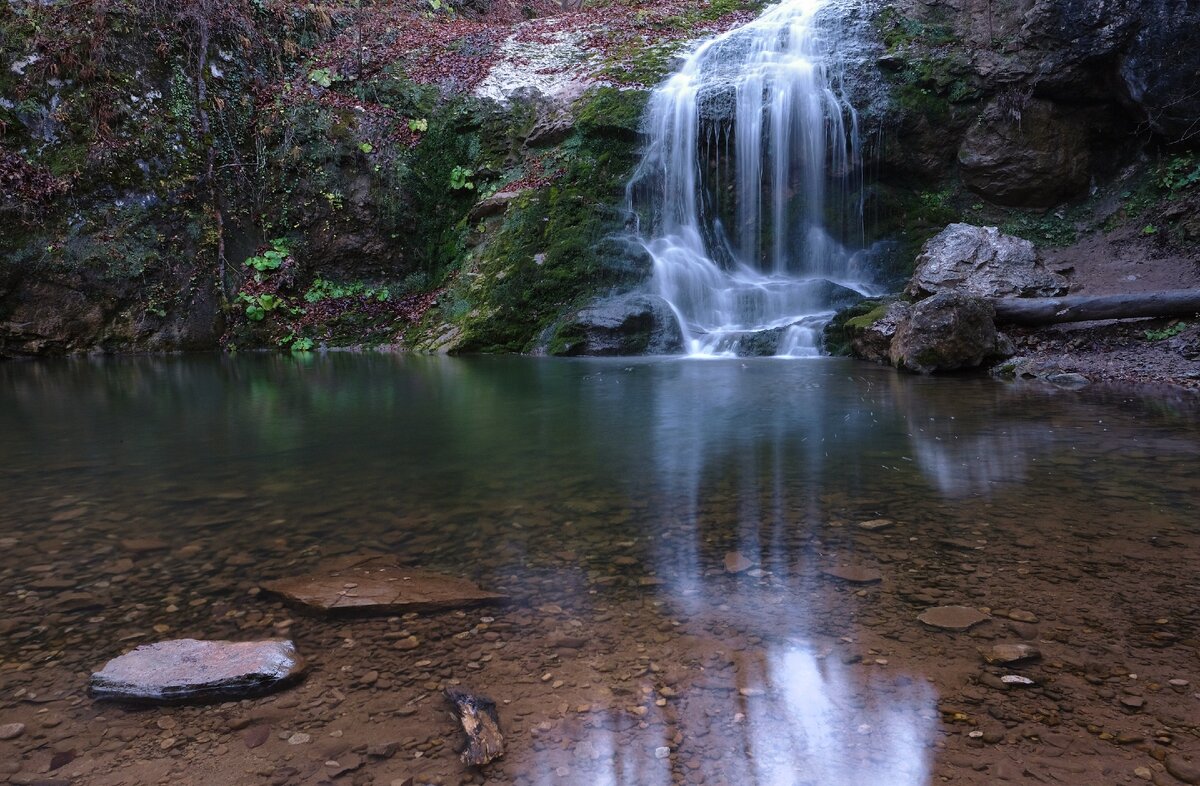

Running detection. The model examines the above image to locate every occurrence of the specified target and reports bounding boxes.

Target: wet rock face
[890,291,1010,374]
[547,293,684,356]
[90,639,305,704]
[906,224,1068,300]
[958,99,1091,208]
[1118,4,1200,142]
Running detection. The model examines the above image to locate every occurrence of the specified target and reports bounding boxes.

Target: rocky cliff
[2,0,1198,358]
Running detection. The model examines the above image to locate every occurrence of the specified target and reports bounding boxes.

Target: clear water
[2,355,1198,784]
[629,0,880,357]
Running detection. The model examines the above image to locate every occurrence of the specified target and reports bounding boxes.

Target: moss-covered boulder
[543,292,683,356]
[889,291,1011,374]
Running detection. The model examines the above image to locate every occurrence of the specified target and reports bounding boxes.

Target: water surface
[1,355,1197,785]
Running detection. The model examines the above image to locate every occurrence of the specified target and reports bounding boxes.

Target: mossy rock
[574,87,650,140]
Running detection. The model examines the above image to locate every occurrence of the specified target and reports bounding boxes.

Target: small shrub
[1144,322,1187,341]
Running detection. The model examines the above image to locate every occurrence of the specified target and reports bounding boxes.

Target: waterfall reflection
[525,644,935,786]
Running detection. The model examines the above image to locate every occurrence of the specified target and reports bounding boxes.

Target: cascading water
[628,0,879,357]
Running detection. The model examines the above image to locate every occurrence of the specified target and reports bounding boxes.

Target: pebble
[654,746,671,759]
[1165,754,1200,784]
[724,552,753,574]
[1119,695,1145,711]
[858,519,894,531]
[287,732,311,745]
[0,723,25,740]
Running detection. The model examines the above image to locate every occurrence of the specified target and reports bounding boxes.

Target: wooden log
[445,688,504,767]
[992,290,1200,326]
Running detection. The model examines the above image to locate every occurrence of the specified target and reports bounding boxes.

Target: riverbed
[1,355,1198,785]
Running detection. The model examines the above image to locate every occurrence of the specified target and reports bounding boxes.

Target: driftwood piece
[992,289,1200,326]
[445,688,504,767]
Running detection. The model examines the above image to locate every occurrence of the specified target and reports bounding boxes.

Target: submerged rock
[90,639,305,703]
[546,293,684,356]
[890,292,1012,374]
[261,554,506,616]
[906,224,1068,300]
[821,566,883,584]
[724,552,754,574]
[981,643,1041,665]
[918,606,990,631]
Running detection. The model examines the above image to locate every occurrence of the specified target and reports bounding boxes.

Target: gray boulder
[90,639,306,704]
[548,293,684,356]
[849,301,913,365]
[906,224,1068,300]
[890,292,1012,374]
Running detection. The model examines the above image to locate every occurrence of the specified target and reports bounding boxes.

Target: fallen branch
[992,290,1200,326]
[445,688,504,767]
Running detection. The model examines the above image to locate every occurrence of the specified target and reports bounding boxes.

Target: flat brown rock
[90,639,305,703]
[981,643,1041,665]
[261,555,506,616]
[821,566,883,584]
[724,552,754,574]
[918,606,990,631]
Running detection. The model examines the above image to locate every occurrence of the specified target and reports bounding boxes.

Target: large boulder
[849,301,913,365]
[890,291,1011,374]
[906,224,1068,300]
[958,99,1091,208]
[547,293,684,356]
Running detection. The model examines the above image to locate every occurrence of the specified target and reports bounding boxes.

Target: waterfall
[628,0,878,357]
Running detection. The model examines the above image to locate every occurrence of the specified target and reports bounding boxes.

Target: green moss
[823,299,891,356]
[844,304,890,332]
[999,210,1078,247]
[575,87,650,138]
[438,87,652,352]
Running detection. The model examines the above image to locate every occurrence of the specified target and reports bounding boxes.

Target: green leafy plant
[308,68,335,88]
[280,333,315,351]
[1145,322,1187,341]
[304,278,391,303]
[1158,155,1200,194]
[238,292,284,322]
[244,238,290,273]
[449,165,475,191]
[1142,224,1158,236]
[359,141,373,154]
[408,118,428,133]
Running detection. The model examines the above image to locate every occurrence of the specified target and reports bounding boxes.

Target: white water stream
[630,0,878,356]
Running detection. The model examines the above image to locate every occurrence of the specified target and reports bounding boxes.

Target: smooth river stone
[261,554,505,616]
[724,552,754,574]
[821,566,883,584]
[90,639,305,703]
[981,643,1041,665]
[918,606,991,631]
